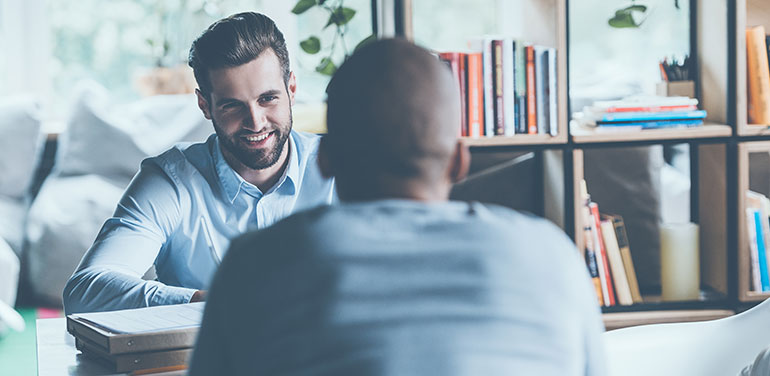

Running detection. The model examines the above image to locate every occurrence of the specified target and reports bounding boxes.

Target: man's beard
[213,115,292,171]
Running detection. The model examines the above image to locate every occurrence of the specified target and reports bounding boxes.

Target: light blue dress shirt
[63,130,336,314]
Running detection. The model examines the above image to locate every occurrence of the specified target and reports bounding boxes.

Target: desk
[36,318,185,376]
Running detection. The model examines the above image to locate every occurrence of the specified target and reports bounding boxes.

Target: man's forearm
[63,267,197,314]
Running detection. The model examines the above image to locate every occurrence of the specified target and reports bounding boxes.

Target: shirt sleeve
[62,157,196,314]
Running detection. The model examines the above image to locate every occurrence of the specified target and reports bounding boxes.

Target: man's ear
[318,135,334,179]
[196,89,212,120]
[287,72,297,106]
[448,141,470,183]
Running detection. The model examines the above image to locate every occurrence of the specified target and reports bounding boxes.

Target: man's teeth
[244,133,270,142]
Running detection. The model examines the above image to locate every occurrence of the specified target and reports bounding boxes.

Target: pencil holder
[656,80,695,98]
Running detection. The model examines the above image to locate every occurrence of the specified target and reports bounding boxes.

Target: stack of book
[580,180,643,307]
[746,190,770,292]
[66,303,203,373]
[576,96,706,130]
[438,36,558,138]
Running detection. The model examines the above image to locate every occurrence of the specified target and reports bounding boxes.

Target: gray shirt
[190,200,606,375]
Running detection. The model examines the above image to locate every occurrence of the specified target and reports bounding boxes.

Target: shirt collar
[213,132,299,203]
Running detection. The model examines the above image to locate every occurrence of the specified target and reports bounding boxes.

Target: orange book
[467,52,484,138]
[747,26,770,125]
[590,202,616,306]
[525,46,537,134]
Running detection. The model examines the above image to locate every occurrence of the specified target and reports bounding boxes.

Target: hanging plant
[292,0,376,76]
[608,0,680,29]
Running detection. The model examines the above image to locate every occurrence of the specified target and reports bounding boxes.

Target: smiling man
[63,12,336,314]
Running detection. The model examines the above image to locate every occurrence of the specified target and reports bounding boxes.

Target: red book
[492,40,505,135]
[525,46,537,134]
[466,52,484,138]
[603,104,698,113]
[590,202,616,306]
[438,52,468,137]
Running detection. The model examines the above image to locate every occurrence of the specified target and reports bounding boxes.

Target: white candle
[660,222,700,301]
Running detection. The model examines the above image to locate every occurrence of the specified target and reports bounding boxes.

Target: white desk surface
[36,318,185,376]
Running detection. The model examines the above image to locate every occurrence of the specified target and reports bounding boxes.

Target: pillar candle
[660,222,700,301]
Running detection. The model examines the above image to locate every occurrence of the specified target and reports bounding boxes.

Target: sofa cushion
[0,96,42,199]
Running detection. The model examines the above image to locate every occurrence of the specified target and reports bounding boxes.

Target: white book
[548,47,558,136]
[503,38,515,136]
[601,220,633,305]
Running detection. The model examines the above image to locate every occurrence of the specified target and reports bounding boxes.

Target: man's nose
[245,103,269,130]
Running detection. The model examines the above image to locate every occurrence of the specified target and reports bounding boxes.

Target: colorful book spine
[467,52,484,138]
[483,38,495,136]
[438,52,466,137]
[601,220,633,306]
[596,110,707,123]
[503,39,515,136]
[590,202,616,306]
[547,47,558,137]
[611,215,643,303]
[746,26,770,125]
[747,208,763,292]
[754,209,770,291]
[525,45,537,134]
[602,104,698,113]
[535,46,548,135]
[492,40,505,136]
[514,41,527,134]
[597,119,703,129]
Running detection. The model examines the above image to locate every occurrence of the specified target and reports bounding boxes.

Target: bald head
[322,38,466,201]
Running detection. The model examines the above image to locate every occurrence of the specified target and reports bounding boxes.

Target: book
[503,39,515,136]
[76,337,191,373]
[594,119,704,129]
[601,219,633,306]
[66,303,203,355]
[580,180,604,306]
[747,26,770,125]
[609,214,643,303]
[601,104,698,113]
[535,46,549,135]
[592,109,707,124]
[587,96,699,112]
[525,45,537,134]
[492,39,505,136]
[746,208,763,292]
[547,47,558,137]
[514,41,527,134]
[466,52,484,138]
[754,209,770,291]
[482,38,495,136]
[590,202,616,306]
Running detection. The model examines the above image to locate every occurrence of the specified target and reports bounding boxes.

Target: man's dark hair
[188,12,290,99]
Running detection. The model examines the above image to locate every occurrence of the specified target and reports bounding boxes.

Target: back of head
[325,38,461,201]
[188,12,290,99]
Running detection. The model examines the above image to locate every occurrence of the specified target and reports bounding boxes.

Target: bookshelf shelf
[602,309,734,331]
[740,125,770,137]
[462,134,566,147]
[570,124,732,145]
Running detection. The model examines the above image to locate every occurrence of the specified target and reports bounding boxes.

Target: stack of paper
[66,303,204,373]
[576,96,706,130]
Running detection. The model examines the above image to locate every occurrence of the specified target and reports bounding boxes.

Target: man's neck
[222,139,291,193]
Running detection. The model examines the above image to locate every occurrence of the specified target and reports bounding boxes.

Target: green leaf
[608,4,647,28]
[316,57,337,76]
[354,34,377,53]
[324,7,356,28]
[300,36,321,54]
[291,0,316,15]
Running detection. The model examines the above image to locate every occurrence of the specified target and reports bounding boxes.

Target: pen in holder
[656,55,695,98]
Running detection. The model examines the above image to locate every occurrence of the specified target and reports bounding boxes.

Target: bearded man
[63,12,336,314]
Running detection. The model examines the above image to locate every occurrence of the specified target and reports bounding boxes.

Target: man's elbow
[62,273,88,315]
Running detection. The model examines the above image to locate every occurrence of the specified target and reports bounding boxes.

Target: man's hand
[190,290,207,302]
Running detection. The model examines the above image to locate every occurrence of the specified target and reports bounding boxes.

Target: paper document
[72,303,204,334]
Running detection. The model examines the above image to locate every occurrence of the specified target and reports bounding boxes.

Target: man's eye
[259,96,278,104]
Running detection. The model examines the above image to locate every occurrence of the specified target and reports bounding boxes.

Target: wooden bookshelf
[399,0,765,327]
